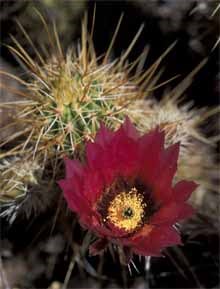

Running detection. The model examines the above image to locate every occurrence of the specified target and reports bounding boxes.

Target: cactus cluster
[0,13,218,220]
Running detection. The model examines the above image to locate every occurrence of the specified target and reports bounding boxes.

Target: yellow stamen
[107,188,146,232]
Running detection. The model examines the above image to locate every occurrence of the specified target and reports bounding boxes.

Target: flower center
[107,188,146,232]
[122,207,134,218]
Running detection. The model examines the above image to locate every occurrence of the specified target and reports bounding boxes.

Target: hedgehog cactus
[0,157,41,202]
[0,13,218,220]
[20,47,138,156]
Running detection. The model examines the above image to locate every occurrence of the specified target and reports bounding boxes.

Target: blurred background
[0,1,219,288]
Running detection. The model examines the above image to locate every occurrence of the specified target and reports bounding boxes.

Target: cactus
[0,12,218,220]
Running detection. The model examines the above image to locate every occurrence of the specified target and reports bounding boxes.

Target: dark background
[0,1,219,288]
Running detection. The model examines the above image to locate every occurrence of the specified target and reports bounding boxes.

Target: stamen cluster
[107,188,146,232]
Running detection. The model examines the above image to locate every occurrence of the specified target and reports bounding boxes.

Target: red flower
[58,118,197,260]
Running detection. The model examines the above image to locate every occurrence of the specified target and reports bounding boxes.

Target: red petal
[87,119,140,182]
[113,133,139,178]
[133,246,162,257]
[154,143,180,203]
[133,226,181,256]
[92,222,125,238]
[150,202,194,225]
[86,141,103,169]
[105,221,134,238]
[58,179,79,213]
[95,123,114,148]
[58,177,92,220]
[172,180,198,202]
[119,224,153,248]
[64,158,84,179]
[177,203,195,220]
[83,168,104,203]
[139,128,165,185]
[150,226,182,248]
[121,116,139,140]
[131,223,153,240]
